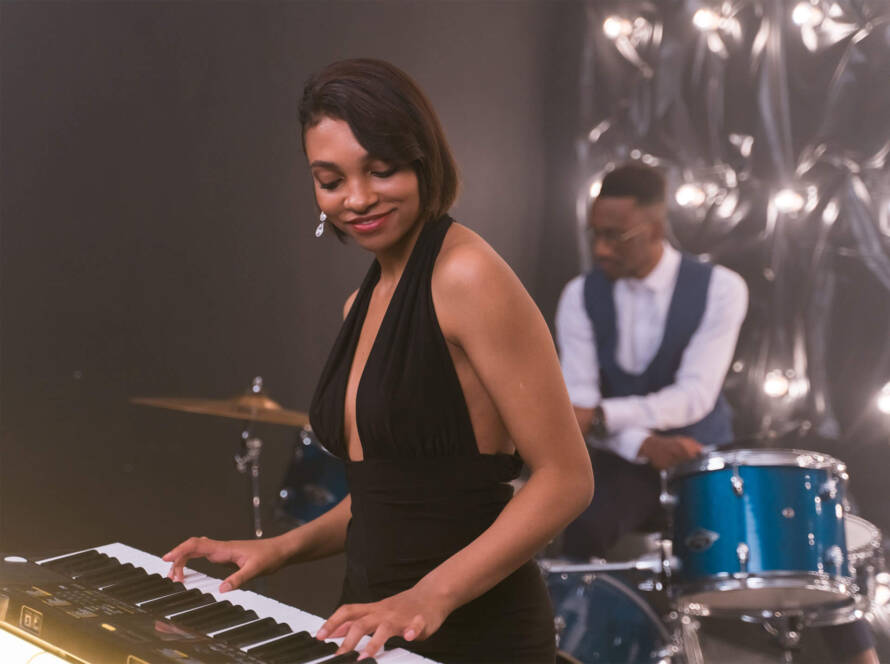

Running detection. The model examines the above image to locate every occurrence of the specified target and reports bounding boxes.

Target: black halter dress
[309,216,555,663]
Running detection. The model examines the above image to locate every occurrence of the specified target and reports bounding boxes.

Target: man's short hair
[598,162,666,206]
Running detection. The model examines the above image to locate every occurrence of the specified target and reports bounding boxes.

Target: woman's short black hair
[299,58,459,237]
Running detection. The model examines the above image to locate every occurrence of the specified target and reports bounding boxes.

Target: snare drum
[847,514,884,603]
[805,514,885,626]
[668,448,854,616]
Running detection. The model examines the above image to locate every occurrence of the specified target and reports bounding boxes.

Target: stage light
[603,16,633,40]
[587,120,610,143]
[693,8,721,31]
[676,183,707,208]
[764,370,791,398]
[589,179,602,199]
[792,2,824,27]
[877,383,890,414]
[774,188,806,214]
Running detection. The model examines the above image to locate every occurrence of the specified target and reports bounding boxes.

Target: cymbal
[131,385,310,428]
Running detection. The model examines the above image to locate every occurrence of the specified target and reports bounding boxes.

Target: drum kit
[131,377,346,538]
[539,448,889,663]
[131,386,886,661]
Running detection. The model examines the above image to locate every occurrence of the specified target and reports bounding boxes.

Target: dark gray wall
[0,1,585,615]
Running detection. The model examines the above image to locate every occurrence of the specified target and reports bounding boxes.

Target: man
[556,162,747,558]
[555,162,877,664]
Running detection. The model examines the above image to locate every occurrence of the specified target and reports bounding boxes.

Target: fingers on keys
[317,605,428,659]
[162,536,215,582]
[403,613,425,641]
[220,564,254,592]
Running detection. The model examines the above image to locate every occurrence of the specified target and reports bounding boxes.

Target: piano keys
[0,542,438,664]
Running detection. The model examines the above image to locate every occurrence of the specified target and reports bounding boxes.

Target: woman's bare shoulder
[433,222,514,292]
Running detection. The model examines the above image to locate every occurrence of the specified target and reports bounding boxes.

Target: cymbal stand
[235,425,264,539]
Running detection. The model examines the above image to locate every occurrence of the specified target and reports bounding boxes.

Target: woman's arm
[318,231,594,657]
[164,290,362,590]
[163,494,352,591]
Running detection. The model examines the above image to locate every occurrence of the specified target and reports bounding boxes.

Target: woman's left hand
[315,585,450,659]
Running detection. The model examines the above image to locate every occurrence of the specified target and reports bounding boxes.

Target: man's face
[588,196,661,279]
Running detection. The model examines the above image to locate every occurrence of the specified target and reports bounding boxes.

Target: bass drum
[544,565,676,664]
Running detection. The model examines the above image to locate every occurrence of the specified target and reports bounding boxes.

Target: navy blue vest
[583,255,733,447]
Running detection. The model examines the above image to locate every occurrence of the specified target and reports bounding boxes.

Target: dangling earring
[315,211,327,238]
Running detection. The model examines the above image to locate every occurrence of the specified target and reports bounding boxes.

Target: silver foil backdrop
[577,0,890,520]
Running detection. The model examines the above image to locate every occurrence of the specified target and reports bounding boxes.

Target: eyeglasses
[585,223,648,246]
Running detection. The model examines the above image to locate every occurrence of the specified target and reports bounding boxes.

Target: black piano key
[77,562,140,586]
[139,588,207,613]
[179,604,248,631]
[70,557,124,579]
[119,579,185,605]
[246,631,314,657]
[314,652,363,664]
[195,608,258,634]
[266,635,334,659]
[103,573,168,599]
[96,567,151,590]
[226,621,293,649]
[41,549,104,571]
[268,639,337,664]
[169,600,234,627]
[156,592,216,616]
[212,617,290,647]
[63,554,115,577]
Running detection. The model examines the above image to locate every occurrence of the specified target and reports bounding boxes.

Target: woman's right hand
[162,536,289,592]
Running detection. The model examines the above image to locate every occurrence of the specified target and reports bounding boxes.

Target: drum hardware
[131,376,309,539]
[761,614,805,662]
[736,542,750,574]
[730,465,744,496]
[234,428,264,538]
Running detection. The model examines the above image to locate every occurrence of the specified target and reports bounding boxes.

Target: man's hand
[638,434,703,470]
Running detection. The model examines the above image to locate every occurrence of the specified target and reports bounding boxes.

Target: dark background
[0,0,586,616]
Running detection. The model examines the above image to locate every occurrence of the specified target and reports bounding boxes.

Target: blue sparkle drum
[277,428,348,525]
[668,448,855,616]
[541,560,678,663]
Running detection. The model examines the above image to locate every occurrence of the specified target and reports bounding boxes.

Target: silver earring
[315,211,327,238]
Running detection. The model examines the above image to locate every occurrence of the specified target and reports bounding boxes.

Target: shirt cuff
[601,398,643,433]
[566,386,599,410]
[591,428,649,463]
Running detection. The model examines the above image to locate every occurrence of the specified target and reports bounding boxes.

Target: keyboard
[0,542,438,664]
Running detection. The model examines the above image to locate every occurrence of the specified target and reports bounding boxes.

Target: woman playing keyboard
[164,58,593,663]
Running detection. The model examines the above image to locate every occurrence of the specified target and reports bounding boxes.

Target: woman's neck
[374,217,427,284]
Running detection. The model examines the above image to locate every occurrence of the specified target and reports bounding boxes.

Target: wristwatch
[589,404,608,439]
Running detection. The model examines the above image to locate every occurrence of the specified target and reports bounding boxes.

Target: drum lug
[731,466,744,496]
[659,470,677,509]
[736,542,750,574]
[819,477,841,501]
[824,545,844,571]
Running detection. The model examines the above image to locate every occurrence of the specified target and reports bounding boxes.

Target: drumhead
[847,514,881,559]
[669,448,846,480]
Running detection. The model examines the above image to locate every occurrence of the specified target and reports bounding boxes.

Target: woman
[164,58,593,663]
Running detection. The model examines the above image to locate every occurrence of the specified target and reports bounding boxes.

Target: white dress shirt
[555,243,748,462]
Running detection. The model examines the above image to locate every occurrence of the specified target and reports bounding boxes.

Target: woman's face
[305,116,421,253]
